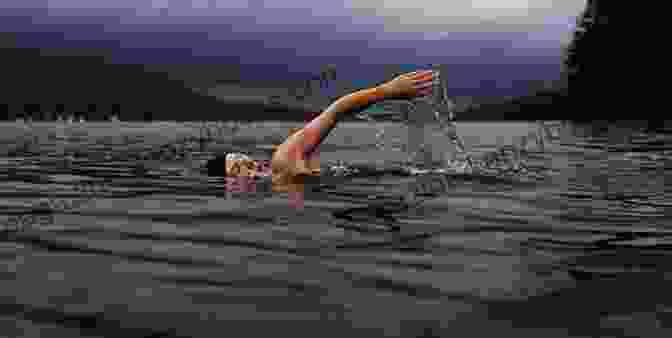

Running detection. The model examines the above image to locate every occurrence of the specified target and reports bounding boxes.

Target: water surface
[0,120,670,338]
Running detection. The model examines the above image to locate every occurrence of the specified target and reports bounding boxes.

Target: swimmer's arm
[301,86,393,155]
[275,85,391,165]
[273,70,435,173]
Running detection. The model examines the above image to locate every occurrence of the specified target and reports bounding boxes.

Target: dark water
[0,120,670,338]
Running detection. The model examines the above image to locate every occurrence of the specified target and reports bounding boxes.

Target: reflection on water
[0,120,670,338]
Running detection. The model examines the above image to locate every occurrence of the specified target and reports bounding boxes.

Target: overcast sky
[1,0,586,97]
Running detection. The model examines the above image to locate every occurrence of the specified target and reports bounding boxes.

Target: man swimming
[209,70,437,192]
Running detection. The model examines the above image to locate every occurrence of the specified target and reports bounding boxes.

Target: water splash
[352,108,560,179]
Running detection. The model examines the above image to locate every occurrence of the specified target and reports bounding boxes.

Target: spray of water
[350,67,561,177]
[355,67,465,169]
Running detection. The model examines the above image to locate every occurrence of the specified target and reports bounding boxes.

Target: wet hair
[207,153,255,177]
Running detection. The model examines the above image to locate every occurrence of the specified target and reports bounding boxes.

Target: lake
[0,120,670,338]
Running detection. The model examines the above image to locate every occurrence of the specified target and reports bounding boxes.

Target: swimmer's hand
[379,70,436,100]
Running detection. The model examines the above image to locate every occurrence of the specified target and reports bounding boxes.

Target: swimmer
[207,70,437,192]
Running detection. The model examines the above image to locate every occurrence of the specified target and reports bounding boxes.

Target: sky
[1,0,586,98]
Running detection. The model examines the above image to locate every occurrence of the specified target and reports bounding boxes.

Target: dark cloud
[1,1,584,100]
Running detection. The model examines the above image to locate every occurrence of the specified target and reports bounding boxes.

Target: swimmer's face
[227,158,258,177]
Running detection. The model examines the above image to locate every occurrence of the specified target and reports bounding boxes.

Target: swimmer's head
[206,152,258,177]
[207,127,303,177]
[225,152,258,177]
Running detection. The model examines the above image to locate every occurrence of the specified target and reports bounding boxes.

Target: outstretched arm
[290,86,387,159]
[275,70,437,167]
